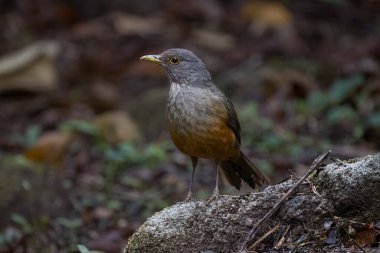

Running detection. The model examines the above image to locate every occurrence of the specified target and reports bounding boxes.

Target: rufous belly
[168,117,239,160]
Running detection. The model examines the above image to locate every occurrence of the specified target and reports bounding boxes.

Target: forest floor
[0,1,379,252]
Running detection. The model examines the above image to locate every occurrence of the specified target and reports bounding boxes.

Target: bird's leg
[207,160,220,202]
[212,161,220,197]
[184,156,198,202]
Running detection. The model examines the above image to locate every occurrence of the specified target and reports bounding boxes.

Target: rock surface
[125,153,380,253]
[315,154,380,221]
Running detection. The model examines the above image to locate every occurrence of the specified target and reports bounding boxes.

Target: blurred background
[0,0,379,252]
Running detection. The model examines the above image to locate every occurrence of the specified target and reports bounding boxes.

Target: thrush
[140,48,269,200]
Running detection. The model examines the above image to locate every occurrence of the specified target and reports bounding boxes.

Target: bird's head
[140,48,211,85]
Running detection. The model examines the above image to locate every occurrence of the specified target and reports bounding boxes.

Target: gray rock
[125,153,380,253]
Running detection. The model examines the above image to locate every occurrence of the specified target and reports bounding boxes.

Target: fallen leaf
[353,223,376,247]
[241,1,293,36]
[94,111,139,144]
[25,131,72,166]
[0,41,60,93]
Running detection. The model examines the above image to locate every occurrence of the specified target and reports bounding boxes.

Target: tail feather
[220,152,269,190]
[221,162,242,190]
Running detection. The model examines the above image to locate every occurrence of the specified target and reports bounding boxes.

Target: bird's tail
[220,152,269,190]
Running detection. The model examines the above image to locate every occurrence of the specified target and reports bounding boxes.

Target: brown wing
[209,85,241,146]
[224,98,241,145]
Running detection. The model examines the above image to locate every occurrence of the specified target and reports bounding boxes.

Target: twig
[239,150,331,252]
[249,224,280,250]
[274,225,291,250]
[306,178,322,198]
[290,241,312,253]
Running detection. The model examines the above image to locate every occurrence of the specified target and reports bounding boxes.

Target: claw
[183,192,194,202]
[206,191,220,204]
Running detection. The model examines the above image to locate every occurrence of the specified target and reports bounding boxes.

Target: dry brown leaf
[353,223,377,247]
[0,41,60,93]
[94,110,139,144]
[241,1,293,35]
[25,131,72,166]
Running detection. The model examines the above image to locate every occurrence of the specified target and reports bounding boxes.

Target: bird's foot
[206,195,218,204]
[183,193,194,203]
[206,189,220,204]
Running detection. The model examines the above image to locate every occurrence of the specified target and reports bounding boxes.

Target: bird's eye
[169,57,180,65]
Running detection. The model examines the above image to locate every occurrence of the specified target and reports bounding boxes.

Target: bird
[140,48,269,201]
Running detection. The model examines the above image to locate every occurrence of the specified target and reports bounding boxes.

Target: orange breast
[168,115,239,161]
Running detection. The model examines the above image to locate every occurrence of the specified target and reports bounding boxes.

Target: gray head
[140,48,211,85]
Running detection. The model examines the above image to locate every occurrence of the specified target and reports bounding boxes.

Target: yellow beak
[140,55,162,64]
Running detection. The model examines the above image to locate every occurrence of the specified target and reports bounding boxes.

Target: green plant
[11,214,32,234]
[102,141,171,169]
[10,125,42,148]
[59,120,103,143]
[328,75,364,104]
[101,141,172,194]
[77,244,105,253]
